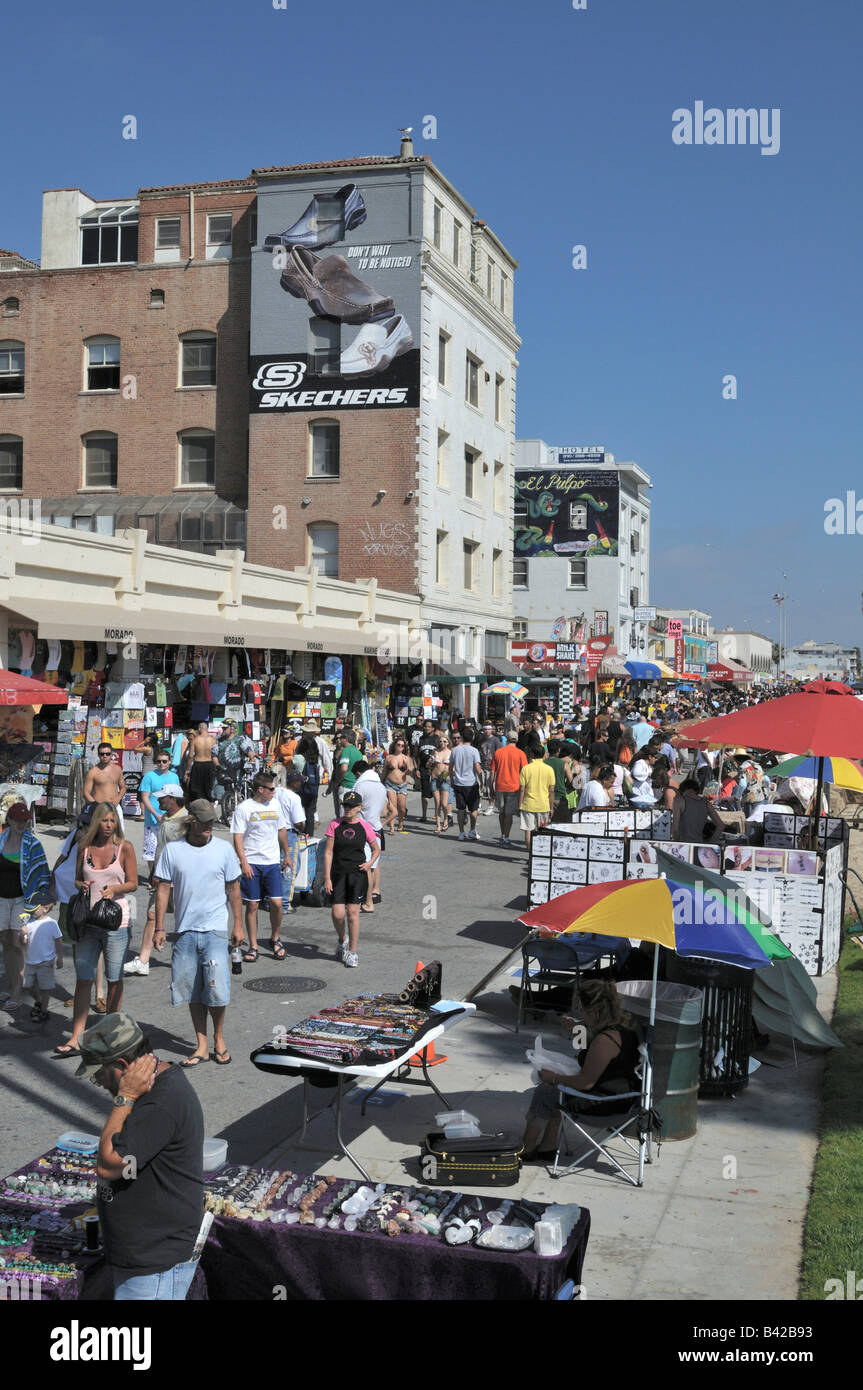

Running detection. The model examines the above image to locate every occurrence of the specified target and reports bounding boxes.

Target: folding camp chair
[515,933,631,1032]
[548,1038,661,1188]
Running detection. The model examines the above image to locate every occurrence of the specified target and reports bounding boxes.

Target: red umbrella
[673,682,863,757]
[0,671,68,707]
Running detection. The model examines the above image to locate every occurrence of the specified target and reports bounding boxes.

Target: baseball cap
[342,792,362,809]
[155,783,184,801]
[187,798,219,823]
[5,802,29,823]
[75,1011,145,1079]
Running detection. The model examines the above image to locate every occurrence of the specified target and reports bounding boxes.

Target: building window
[492,548,502,598]
[435,529,448,585]
[309,421,340,478]
[493,461,504,512]
[436,430,449,487]
[0,341,24,394]
[512,619,527,642]
[464,447,478,500]
[465,353,480,408]
[494,374,504,423]
[486,258,495,299]
[150,288,165,308]
[452,220,461,266]
[463,540,479,592]
[470,243,478,283]
[569,502,587,530]
[0,435,23,489]
[630,586,640,609]
[514,497,528,527]
[85,338,120,391]
[513,557,528,589]
[156,217,181,249]
[499,271,507,313]
[80,205,138,265]
[180,332,217,387]
[631,530,640,553]
[83,433,118,488]
[179,430,215,486]
[207,214,233,247]
[309,317,340,376]
[437,331,449,387]
[308,522,338,577]
[433,201,442,249]
[1,298,19,316]
[568,558,587,588]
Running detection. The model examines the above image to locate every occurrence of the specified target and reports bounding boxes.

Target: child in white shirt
[21,899,63,1023]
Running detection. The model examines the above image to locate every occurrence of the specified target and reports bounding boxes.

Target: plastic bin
[203,1138,228,1172]
[616,980,704,1140]
[665,955,754,1097]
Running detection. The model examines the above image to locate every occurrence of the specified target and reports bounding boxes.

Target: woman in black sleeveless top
[523,979,640,1161]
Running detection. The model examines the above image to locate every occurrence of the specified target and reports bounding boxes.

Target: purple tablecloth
[200,1207,589,1301]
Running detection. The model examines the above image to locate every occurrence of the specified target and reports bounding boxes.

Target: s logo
[252,361,307,390]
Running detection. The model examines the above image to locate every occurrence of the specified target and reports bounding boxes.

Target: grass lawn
[798,936,863,1299]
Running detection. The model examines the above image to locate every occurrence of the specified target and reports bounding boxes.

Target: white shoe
[468,829,480,841]
[335,940,347,962]
[123,958,149,976]
[344,951,359,968]
[482,806,494,815]
[340,314,413,375]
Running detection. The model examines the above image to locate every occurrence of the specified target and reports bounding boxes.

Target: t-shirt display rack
[528,818,847,976]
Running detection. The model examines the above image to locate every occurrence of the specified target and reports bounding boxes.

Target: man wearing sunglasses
[139,749,175,881]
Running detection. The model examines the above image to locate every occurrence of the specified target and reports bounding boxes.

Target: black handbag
[66,891,91,942]
[87,895,123,931]
[421,1132,523,1187]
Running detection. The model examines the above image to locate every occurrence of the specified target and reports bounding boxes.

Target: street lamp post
[771,591,786,681]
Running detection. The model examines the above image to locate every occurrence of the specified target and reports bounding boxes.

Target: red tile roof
[252,155,428,174]
[138,177,255,195]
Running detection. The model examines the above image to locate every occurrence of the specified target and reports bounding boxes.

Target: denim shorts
[429,777,450,793]
[74,924,132,983]
[240,862,283,903]
[170,930,230,1007]
[113,1257,197,1301]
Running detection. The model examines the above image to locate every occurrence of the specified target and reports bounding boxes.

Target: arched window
[179,429,215,486]
[82,432,118,488]
[84,335,120,391]
[0,435,23,489]
[179,331,216,387]
[1,297,19,316]
[0,341,24,394]
[308,522,338,577]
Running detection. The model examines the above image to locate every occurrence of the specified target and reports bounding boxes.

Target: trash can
[665,955,754,1097]
[616,980,704,1140]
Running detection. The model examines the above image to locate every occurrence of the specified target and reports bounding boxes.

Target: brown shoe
[283,248,395,324]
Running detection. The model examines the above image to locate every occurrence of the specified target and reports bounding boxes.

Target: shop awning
[655,660,678,678]
[599,655,629,677]
[8,597,412,660]
[484,656,533,684]
[624,661,662,680]
[426,660,485,685]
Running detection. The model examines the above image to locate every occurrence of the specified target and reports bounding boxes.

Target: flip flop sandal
[180,1054,208,1067]
[213,1049,232,1065]
[52,1044,80,1059]
[242,949,259,963]
[271,941,286,960]
[360,904,375,913]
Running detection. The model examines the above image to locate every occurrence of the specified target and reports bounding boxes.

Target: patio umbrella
[482,681,528,699]
[0,672,68,707]
[765,754,863,793]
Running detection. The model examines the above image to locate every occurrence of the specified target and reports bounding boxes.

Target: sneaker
[344,951,359,968]
[482,806,495,815]
[335,940,347,962]
[458,832,467,841]
[468,829,480,841]
[124,958,150,976]
[501,836,512,847]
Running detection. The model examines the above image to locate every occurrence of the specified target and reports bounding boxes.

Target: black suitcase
[421,1132,523,1187]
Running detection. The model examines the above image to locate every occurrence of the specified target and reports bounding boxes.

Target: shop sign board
[514,469,619,559]
[667,619,683,639]
[634,606,656,623]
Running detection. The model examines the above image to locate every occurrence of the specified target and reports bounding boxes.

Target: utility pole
[772,590,786,681]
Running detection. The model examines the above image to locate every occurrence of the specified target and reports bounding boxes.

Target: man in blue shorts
[153,800,243,1067]
[230,772,290,963]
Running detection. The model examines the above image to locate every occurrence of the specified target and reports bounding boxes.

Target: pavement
[0,796,839,1301]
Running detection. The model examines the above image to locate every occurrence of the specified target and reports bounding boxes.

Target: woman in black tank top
[523,979,639,1161]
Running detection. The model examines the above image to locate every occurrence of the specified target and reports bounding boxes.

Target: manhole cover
[243,976,327,994]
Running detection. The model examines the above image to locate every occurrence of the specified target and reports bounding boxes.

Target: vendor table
[199,1183,590,1302]
[252,1003,476,1181]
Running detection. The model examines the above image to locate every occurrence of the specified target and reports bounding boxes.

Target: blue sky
[4,0,861,647]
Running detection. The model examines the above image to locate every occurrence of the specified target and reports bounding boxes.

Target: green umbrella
[655,849,793,961]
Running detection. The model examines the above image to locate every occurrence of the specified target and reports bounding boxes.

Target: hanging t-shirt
[123,682,145,709]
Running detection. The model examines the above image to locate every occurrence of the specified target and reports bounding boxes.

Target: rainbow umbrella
[766,754,863,793]
[482,681,528,699]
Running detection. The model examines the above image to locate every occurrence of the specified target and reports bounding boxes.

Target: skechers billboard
[514,469,620,558]
[250,171,422,411]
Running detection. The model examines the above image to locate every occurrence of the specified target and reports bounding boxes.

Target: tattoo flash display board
[574,807,672,839]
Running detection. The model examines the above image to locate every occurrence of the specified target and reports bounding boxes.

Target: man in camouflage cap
[79,1011,204,1300]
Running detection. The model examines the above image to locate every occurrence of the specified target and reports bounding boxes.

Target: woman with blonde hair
[428,734,453,833]
[53,803,138,1059]
[522,978,640,1161]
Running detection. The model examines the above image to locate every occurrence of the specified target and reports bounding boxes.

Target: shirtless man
[186,722,217,802]
[83,744,126,823]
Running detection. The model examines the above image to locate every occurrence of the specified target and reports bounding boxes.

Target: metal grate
[242,976,327,994]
